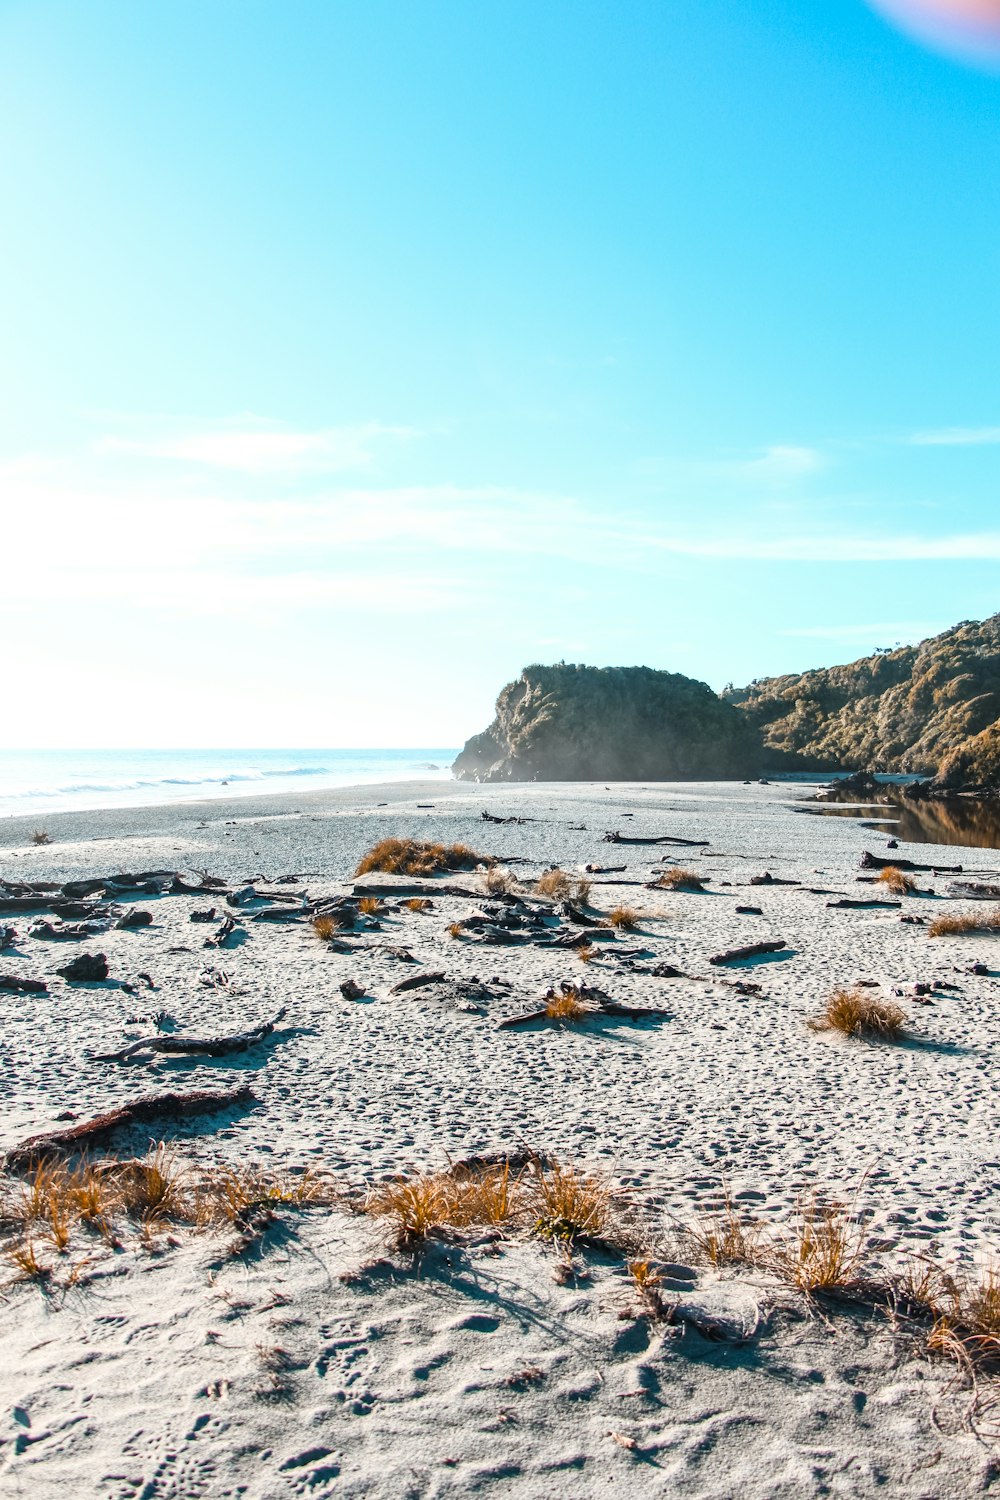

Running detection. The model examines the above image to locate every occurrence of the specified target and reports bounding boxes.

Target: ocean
[0,749,459,819]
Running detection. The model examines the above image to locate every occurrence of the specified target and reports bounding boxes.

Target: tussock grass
[484,866,518,896]
[535,870,592,905]
[877,866,916,896]
[363,1156,620,1250]
[576,944,595,965]
[446,921,464,940]
[312,912,353,941]
[402,897,432,913]
[897,1256,1000,1375]
[532,1161,611,1244]
[30,829,52,846]
[357,896,381,916]
[4,1238,51,1282]
[355,838,488,877]
[810,986,906,1041]
[118,1145,188,1221]
[772,1198,867,1293]
[364,1164,521,1246]
[543,986,591,1023]
[607,904,639,931]
[654,868,705,892]
[686,1189,765,1268]
[929,905,1000,938]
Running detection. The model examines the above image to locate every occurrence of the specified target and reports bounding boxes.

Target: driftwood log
[604,832,708,846]
[352,882,481,898]
[391,970,447,994]
[0,973,48,994]
[827,898,901,909]
[947,882,1000,900]
[4,1085,257,1167]
[709,940,787,966]
[93,1008,287,1063]
[860,851,963,874]
[749,874,800,886]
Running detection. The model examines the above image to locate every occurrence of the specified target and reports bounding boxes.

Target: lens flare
[868,0,1000,63]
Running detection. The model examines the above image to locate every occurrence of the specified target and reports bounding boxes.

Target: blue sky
[2,0,1000,747]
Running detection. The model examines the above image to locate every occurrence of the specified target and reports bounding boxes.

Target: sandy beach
[2,775,1000,1497]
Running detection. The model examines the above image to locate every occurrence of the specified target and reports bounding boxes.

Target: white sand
[2,777,999,1496]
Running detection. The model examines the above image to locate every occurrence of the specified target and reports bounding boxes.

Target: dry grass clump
[686,1189,765,1268]
[810,986,906,1041]
[197,1165,331,1226]
[402,897,432,913]
[654,868,705,892]
[446,921,464,940]
[311,911,354,940]
[877,866,916,896]
[929,905,1000,938]
[607,904,639,930]
[1,1150,332,1274]
[543,986,592,1023]
[363,1157,619,1250]
[771,1198,867,1293]
[355,838,488,877]
[576,943,595,965]
[532,1161,612,1245]
[897,1256,1000,1374]
[30,829,52,846]
[357,896,381,916]
[364,1164,520,1246]
[536,869,593,905]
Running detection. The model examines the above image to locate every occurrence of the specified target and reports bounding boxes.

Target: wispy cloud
[97,420,416,473]
[910,425,1000,447]
[734,444,827,480]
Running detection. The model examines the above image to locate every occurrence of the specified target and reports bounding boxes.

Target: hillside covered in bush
[454,615,1000,789]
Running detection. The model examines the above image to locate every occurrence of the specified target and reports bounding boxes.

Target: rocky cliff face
[726,613,1000,785]
[452,663,760,782]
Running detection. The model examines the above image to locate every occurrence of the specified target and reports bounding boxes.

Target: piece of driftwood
[31,920,105,940]
[94,1008,287,1063]
[0,897,54,915]
[736,906,763,915]
[340,979,365,1000]
[749,874,800,886]
[0,973,48,994]
[583,863,627,874]
[826,898,901,910]
[709,940,787,966]
[4,1085,256,1167]
[251,906,308,922]
[391,970,447,994]
[60,878,108,899]
[648,963,685,978]
[947,882,1000,900]
[604,831,707,846]
[860,851,963,874]
[481,811,536,824]
[0,925,17,951]
[204,915,243,948]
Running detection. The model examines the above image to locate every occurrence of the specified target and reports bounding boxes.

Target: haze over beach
[4,2,1000,1497]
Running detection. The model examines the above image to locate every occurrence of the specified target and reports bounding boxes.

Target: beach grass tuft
[876,866,916,896]
[928,905,1000,938]
[654,868,705,892]
[30,829,52,846]
[607,903,639,930]
[810,986,906,1040]
[355,838,488,877]
[543,986,591,1023]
